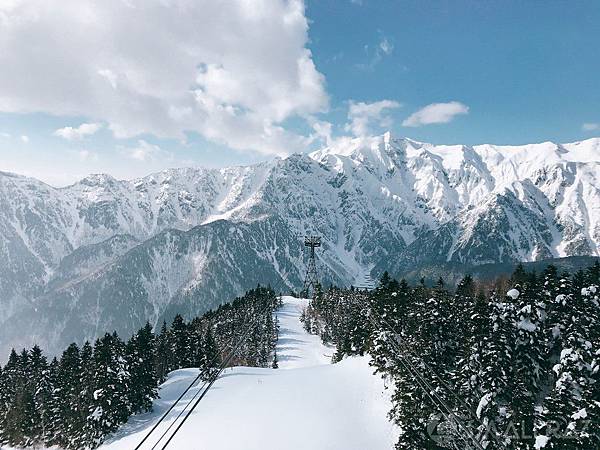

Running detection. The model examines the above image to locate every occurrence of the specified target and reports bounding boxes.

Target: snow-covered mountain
[1,133,599,356]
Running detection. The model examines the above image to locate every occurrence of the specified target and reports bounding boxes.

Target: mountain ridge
[0,133,599,356]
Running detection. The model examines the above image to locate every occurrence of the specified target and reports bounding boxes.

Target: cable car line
[134,303,272,450]
[364,303,507,450]
[363,307,487,450]
[134,299,274,450]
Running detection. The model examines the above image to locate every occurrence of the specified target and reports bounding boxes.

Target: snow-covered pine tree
[511,274,546,449]
[391,282,439,449]
[0,365,5,445]
[541,266,564,365]
[54,343,84,448]
[154,320,170,382]
[201,327,221,380]
[454,276,490,411]
[72,340,95,447]
[12,349,35,447]
[169,314,191,370]
[82,333,131,448]
[538,273,600,447]
[371,272,405,331]
[40,358,60,446]
[0,350,17,445]
[127,322,158,414]
[27,345,48,445]
[0,349,33,446]
[476,291,517,448]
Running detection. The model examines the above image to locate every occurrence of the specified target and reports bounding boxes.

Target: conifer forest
[0,287,279,449]
[302,263,600,449]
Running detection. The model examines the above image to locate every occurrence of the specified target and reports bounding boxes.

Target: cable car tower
[302,235,321,298]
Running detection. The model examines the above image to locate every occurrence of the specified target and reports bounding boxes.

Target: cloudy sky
[0,0,599,186]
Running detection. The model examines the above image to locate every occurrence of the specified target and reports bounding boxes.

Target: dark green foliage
[153,321,170,383]
[83,333,132,448]
[127,323,159,413]
[200,327,221,381]
[0,285,279,449]
[305,264,600,449]
[169,314,191,370]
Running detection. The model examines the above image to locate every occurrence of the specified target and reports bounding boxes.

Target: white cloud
[402,101,469,127]
[77,149,99,162]
[345,100,401,137]
[0,0,328,156]
[20,135,29,143]
[379,37,394,56]
[54,123,102,140]
[582,122,599,131]
[0,132,10,138]
[121,140,172,163]
[310,119,334,146]
[357,36,394,71]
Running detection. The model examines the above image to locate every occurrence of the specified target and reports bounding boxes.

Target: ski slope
[100,297,398,450]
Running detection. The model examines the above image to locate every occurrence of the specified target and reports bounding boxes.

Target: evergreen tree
[511,277,545,448]
[0,285,280,449]
[465,292,516,448]
[0,350,19,444]
[55,343,84,448]
[128,323,158,414]
[1,349,32,446]
[538,276,600,447]
[40,358,60,446]
[154,320,170,382]
[201,327,221,380]
[0,365,5,445]
[169,314,191,370]
[83,333,131,448]
[454,277,489,410]
[28,345,48,445]
[78,341,95,427]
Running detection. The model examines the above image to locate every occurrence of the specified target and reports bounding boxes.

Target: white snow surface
[100,297,398,450]
[506,288,520,299]
[2,133,600,355]
[534,435,550,449]
[3,133,600,281]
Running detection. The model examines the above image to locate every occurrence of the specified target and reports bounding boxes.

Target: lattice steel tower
[302,235,321,298]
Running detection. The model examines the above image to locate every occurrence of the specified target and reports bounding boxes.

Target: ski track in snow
[98,297,397,450]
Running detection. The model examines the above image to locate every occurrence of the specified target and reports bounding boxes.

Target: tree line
[303,262,600,449]
[0,285,280,449]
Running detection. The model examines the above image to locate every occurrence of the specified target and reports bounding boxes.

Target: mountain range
[1,132,599,357]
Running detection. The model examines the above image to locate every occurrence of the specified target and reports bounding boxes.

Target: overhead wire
[134,297,274,450]
[158,299,274,449]
[364,299,508,450]
[363,306,487,450]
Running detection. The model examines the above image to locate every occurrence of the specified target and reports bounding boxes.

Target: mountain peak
[78,173,119,186]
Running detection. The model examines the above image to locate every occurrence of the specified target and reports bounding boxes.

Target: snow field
[100,297,397,450]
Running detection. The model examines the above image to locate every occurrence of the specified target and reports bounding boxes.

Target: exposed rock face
[1,134,599,356]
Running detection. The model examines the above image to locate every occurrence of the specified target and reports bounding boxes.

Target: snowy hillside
[99,297,397,450]
[1,134,599,356]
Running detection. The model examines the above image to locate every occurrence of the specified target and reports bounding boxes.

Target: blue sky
[308,0,600,144]
[0,0,599,185]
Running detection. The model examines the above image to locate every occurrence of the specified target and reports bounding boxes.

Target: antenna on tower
[302,235,321,298]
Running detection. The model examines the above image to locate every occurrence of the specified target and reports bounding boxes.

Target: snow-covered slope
[312,134,600,267]
[100,297,397,450]
[0,134,599,356]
